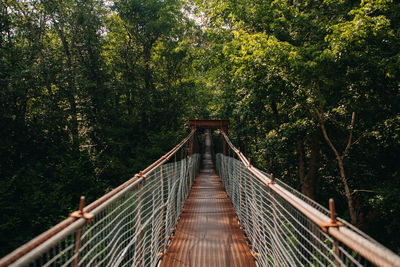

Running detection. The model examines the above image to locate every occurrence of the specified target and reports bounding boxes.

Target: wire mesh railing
[1,131,200,267]
[217,131,400,267]
[3,127,400,267]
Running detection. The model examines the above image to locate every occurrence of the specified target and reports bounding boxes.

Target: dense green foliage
[1,0,399,256]
[0,0,204,255]
[194,0,400,252]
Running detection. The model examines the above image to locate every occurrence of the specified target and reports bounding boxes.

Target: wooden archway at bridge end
[188,119,229,133]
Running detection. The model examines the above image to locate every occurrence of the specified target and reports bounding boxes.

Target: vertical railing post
[190,134,193,156]
[160,165,165,255]
[136,181,142,267]
[151,190,156,263]
[181,146,183,161]
[244,164,249,233]
[187,142,192,197]
[231,148,235,201]
[173,153,177,224]
[223,136,227,156]
[270,174,279,267]
[230,148,233,197]
[179,154,184,213]
[250,174,258,253]
[330,199,340,267]
[184,141,186,159]
[72,196,85,267]
[167,161,171,239]
[226,147,230,196]
[238,149,243,220]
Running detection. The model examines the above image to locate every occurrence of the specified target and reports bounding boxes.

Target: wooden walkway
[161,132,255,267]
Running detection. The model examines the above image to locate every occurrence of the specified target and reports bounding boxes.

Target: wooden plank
[161,133,255,267]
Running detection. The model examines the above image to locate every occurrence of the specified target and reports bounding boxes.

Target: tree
[192,0,400,251]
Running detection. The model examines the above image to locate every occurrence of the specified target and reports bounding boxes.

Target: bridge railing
[1,131,200,267]
[217,131,400,267]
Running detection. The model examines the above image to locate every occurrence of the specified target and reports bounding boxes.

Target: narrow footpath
[161,131,255,267]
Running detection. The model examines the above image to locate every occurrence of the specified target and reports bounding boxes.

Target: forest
[1,0,399,257]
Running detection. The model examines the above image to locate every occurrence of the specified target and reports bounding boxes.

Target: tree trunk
[49,6,80,152]
[302,134,320,200]
[60,37,79,152]
[143,44,154,94]
[271,102,280,126]
[296,139,306,191]
[141,43,154,129]
[317,112,358,225]
[337,155,357,225]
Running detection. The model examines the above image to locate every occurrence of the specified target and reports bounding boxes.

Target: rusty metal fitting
[70,211,94,223]
[70,196,94,224]
[265,173,276,187]
[138,171,147,180]
[246,159,252,168]
[321,221,344,232]
[321,199,343,232]
[329,198,337,224]
[270,173,275,184]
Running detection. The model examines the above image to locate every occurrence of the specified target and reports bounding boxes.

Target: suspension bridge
[1,119,399,267]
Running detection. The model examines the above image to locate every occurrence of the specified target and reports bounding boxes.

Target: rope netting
[1,131,200,267]
[217,132,400,267]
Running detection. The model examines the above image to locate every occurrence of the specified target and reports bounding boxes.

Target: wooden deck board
[161,133,255,267]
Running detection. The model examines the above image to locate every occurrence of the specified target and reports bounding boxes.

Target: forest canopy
[1,0,399,256]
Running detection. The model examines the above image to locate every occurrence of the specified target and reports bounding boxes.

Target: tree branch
[314,107,341,160]
[344,112,355,155]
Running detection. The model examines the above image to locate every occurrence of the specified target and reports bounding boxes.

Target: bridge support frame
[188,119,229,133]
